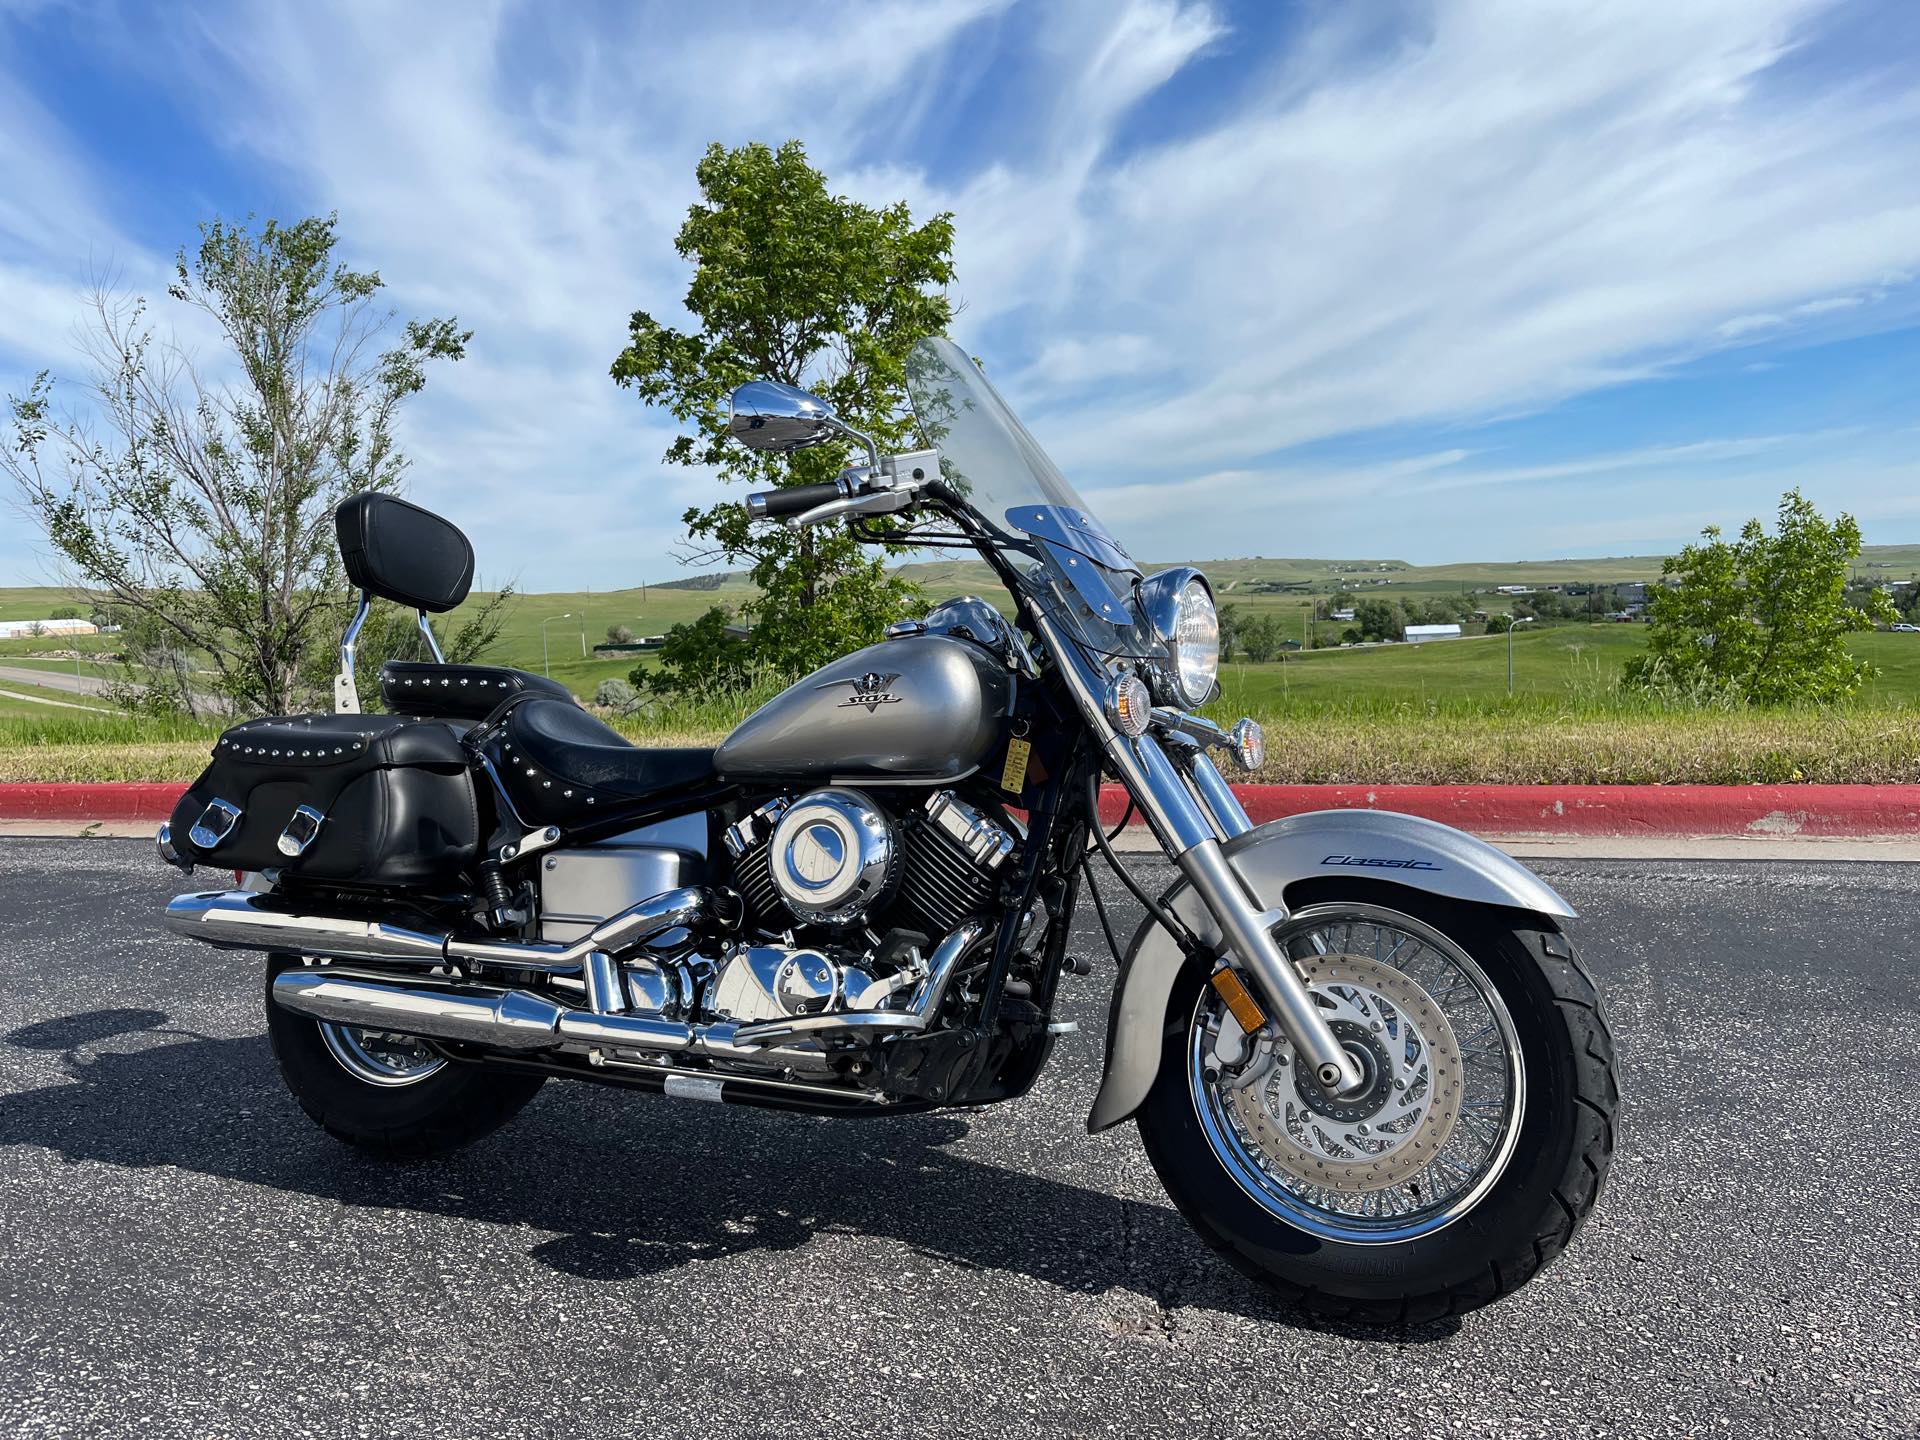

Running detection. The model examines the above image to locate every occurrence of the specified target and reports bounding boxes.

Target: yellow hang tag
[999,736,1032,794]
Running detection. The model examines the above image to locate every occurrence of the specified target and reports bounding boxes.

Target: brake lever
[785,487,918,529]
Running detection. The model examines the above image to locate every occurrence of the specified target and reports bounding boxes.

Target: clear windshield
[905,337,1142,631]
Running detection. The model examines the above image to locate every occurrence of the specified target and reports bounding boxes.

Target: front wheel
[1137,892,1616,1324]
[265,955,546,1159]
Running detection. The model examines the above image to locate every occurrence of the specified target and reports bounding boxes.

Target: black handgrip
[748,481,842,520]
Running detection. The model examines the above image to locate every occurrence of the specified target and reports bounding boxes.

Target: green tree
[631,605,754,700]
[1217,601,1242,663]
[1354,597,1403,642]
[1626,489,1894,704]
[610,140,955,693]
[4,214,468,716]
[1239,612,1281,662]
[606,623,635,645]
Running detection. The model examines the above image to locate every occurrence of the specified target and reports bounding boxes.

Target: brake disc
[1223,953,1464,1194]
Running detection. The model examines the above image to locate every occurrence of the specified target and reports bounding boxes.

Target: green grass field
[5,553,1920,786]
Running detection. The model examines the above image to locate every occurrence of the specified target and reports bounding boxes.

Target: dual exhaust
[165,885,976,1074]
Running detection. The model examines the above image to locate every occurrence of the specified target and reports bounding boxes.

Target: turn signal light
[1107,673,1152,738]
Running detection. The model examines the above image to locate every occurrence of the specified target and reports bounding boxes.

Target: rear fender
[1087,808,1574,1134]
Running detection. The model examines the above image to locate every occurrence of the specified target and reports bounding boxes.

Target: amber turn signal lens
[1106,672,1152,738]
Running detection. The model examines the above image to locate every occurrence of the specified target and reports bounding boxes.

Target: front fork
[1029,605,1366,1096]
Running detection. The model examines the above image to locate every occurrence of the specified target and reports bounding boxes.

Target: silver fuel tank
[713,635,1015,785]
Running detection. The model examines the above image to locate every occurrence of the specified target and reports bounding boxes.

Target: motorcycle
[157,336,1615,1321]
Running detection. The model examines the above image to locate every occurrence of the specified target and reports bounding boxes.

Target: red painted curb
[2,781,1916,839]
[0,783,187,823]
[1092,784,1920,838]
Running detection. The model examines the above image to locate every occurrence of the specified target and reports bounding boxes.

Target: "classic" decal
[1320,853,1443,871]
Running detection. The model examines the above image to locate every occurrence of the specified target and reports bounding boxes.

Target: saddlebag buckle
[187,797,243,851]
[276,804,326,858]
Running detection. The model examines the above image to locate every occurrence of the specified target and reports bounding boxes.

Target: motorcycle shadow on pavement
[1,1010,1462,1341]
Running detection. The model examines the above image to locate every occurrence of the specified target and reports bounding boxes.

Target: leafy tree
[610,140,955,693]
[1626,489,1895,704]
[4,214,468,716]
[1354,597,1403,642]
[1217,601,1242,663]
[631,605,754,700]
[1240,612,1282,662]
[1485,613,1514,635]
[606,622,635,645]
[49,606,79,620]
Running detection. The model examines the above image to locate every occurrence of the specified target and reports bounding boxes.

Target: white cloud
[1021,0,1920,474]
[2,0,1918,586]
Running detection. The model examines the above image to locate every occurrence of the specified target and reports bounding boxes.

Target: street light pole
[1507,615,1535,694]
[541,613,572,678]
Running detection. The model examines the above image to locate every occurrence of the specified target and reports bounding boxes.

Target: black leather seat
[497,696,716,824]
[380,660,575,721]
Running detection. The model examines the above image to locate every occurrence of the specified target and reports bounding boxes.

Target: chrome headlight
[1137,568,1220,708]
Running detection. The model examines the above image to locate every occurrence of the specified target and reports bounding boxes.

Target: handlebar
[746,481,845,521]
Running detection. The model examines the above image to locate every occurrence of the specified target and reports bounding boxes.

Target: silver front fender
[1087,808,1575,1134]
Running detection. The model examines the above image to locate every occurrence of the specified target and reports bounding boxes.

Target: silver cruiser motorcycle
[158,336,1615,1322]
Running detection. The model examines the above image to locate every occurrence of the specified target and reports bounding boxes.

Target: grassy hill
[5,538,1919,709]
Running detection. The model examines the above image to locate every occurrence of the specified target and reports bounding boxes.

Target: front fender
[1086,808,1574,1134]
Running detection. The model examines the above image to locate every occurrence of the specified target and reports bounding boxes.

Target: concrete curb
[3,780,1917,839]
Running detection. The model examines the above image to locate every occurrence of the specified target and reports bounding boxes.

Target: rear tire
[265,955,545,1159]
[1136,888,1616,1324]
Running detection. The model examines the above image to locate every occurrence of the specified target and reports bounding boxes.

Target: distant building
[1331,608,1356,622]
[0,617,98,640]
[1618,582,1648,604]
[1406,623,1463,643]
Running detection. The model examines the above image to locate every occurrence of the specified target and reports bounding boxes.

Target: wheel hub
[319,1023,447,1087]
[1292,1023,1393,1123]
[1224,953,1464,1194]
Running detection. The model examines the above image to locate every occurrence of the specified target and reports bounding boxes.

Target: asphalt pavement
[0,838,1915,1438]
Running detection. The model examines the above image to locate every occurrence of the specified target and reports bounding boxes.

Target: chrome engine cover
[708,942,893,1025]
[768,787,900,925]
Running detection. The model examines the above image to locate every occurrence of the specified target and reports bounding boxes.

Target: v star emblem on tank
[822,670,902,713]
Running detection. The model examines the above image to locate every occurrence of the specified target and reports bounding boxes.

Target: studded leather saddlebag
[166,713,481,886]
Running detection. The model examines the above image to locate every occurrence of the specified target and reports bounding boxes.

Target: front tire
[1137,890,1616,1324]
[265,955,546,1159]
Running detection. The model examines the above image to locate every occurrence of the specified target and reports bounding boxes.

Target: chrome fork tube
[1182,746,1253,838]
[1025,604,1363,1094]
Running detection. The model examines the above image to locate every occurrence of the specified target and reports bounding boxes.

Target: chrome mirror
[728,381,841,453]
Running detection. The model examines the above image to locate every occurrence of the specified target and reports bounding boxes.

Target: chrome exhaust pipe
[271,970,699,1054]
[164,886,718,973]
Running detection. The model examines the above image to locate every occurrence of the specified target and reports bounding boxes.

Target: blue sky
[2,0,1917,590]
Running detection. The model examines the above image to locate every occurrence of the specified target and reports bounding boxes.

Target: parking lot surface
[1,838,1915,1438]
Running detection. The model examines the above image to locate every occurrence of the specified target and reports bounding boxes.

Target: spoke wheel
[318,1023,448,1088]
[1190,903,1525,1244]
